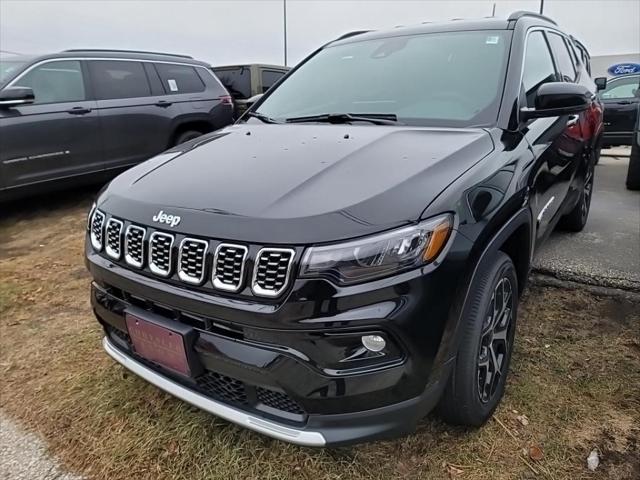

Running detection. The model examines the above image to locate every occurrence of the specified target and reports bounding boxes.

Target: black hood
[100,123,493,244]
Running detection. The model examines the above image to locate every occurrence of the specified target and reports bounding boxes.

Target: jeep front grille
[252,248,295,297]
[90,210,106,251]
[124,225,145,268]
[178,238,209,284]
[149,232,174,277]
[92,214,297,297]
[105,218,123,260]
[212,244,248,292]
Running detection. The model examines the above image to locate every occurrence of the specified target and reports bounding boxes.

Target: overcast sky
[1,0,638,66]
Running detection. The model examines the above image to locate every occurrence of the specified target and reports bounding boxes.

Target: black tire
[558,157,595,232]
[174,130,203,146]
[626,104,640,191]
[438,251,518,426]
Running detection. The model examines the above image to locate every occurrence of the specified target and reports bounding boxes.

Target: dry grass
[1,190,639,480]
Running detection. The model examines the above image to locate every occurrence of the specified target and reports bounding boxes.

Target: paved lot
[0,413,82,480]
[533,154,640,291]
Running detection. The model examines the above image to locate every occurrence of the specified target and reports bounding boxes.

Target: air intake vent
[178,238,208,284]
[257,387,305,415]
[212,244,248,292]
[124,225,146,268]
[252,248,295,297]
[149,232,174,277]
[105,218,123,260]
[90,210,106,251]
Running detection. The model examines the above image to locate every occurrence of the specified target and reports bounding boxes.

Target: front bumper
[87,230,470,445]
[102,336,447,446]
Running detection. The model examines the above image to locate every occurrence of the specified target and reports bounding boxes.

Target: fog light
[361,334,386,352]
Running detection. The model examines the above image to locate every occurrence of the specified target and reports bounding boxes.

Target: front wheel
[437,251,518,426]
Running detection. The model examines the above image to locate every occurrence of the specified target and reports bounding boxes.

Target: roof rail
[63,49,193,59]
[508,10,557,25]
[334,30,370,41]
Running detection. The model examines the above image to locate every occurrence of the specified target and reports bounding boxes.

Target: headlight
[300,214,453,286]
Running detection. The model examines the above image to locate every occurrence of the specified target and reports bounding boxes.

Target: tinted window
[600,76,640,99]
[89,60,150,100]
[155,63,205,94]
[213,67,251,99]
[17,60,85,104]
[261,69,285,93]
[522,31,557,107]
[547,33,576,81]
[0,59,27,84]
[256,31,511,127]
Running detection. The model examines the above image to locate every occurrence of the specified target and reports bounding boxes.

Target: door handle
[67,107,92,115]
[617,100,632,105]
[566,114,579,126]
[155,100,173,107]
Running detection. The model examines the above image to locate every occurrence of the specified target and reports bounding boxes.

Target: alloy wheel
[477,276,514,403]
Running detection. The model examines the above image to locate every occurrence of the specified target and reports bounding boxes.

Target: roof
[24,49,211,67]
[331,12,558,46]
[213,64,290,71]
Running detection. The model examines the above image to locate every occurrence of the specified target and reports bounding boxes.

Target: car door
[599,75,640,145]
[88,59,177,172]
[522,30,582,246]
[0,59,101,189]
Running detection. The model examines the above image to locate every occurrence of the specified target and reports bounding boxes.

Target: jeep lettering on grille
[152,210,181,227]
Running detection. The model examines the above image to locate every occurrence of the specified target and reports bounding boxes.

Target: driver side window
[522,31,557,108]
[16,60,85,105]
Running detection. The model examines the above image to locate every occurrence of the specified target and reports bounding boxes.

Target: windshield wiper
[285,113,399,125]
[245,111,280,124]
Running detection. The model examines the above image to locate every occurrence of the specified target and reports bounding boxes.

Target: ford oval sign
[607,63,640,76]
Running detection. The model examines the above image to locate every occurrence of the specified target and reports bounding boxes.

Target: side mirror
[594,77,607,91]
[245,93,264,108]
[520,82,591,121]
[0,87,35,107]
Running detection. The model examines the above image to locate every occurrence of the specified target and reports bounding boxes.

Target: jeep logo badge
[152,210,181,227]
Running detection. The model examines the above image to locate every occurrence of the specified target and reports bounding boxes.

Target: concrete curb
[530,272,640,302]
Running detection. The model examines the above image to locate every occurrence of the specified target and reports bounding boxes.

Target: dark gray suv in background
[0,49,234,201]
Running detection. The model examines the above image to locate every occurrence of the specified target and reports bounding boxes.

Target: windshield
[0,59,28,84]
[256,30,511,127]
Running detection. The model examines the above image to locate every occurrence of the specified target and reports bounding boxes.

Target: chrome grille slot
[149,232,174,277]
[212,243,248,292]
[252,248,295,297]
[105,218,123,260]
[178,238,208,284]
[124,225,146,268]
[90,209,105,251]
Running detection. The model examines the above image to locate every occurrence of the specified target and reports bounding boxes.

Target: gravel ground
[0,412,82,480]
[533,155,640,292]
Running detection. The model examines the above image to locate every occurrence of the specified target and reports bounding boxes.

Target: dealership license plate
[125,313,191,376]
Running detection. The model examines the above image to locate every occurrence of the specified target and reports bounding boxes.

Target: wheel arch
[169,119,215,147]
[431,207,533,373]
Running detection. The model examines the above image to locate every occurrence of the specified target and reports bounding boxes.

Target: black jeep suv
[0,49,234,201]
[86,12,603,446]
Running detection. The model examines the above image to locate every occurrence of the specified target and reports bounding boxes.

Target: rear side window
[261,69,285,93]
[522,31,557,107]
[17,60,85,104]
[213,67,251,99]
[547,33,577,81]
[89,60,151,100]
[155,63,205,94]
